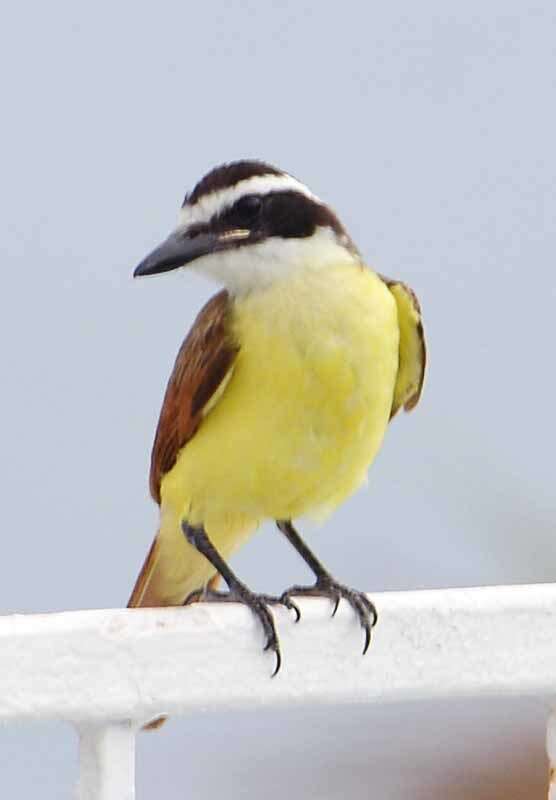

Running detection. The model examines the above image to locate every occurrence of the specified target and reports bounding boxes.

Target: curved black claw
[281,577,378,655]
[245,594,282,677]
[183,585,283,676]
[259,593,301,623]
[263,623,282,677]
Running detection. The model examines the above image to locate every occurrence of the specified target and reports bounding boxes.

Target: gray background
[1,0,555,797]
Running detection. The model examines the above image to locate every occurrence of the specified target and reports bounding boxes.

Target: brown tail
[127,536,169,731]
[127,534,220,730]
[128,536,162,609]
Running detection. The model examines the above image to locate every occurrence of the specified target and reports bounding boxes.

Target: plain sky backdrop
[1,1,555,797]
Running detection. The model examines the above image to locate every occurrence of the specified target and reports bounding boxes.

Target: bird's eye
[234,194,263,221]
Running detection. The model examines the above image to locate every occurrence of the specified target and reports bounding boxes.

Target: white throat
[188,227,360,295]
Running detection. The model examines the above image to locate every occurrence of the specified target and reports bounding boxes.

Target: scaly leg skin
[182,522,294,676]
[276,520,378,655]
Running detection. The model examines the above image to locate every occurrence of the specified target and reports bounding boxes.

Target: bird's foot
[280,575,378,655]
[184,585,298,676]
[185,586,300,621]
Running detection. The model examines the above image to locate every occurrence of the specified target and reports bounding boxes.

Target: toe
[362,621,372,655]
[281,594,301,622]
[271,648,282,677]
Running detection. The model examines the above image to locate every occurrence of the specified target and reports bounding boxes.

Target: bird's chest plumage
[166,264,399,523]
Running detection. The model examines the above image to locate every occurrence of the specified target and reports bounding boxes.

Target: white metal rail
[2,583,556,798]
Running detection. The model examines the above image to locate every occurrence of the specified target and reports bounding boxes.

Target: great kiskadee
[128,160,426,681]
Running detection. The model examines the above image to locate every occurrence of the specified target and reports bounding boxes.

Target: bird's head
[134,160,360,294]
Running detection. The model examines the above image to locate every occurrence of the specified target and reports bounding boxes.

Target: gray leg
[276,520,378,654]
[182,521,297,675]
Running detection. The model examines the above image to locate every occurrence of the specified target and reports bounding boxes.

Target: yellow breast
[162,263,399,530]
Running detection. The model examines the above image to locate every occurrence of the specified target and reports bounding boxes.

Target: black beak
[133,231,226,277]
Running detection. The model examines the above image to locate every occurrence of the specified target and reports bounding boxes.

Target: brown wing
[149,289,238,504]
[379,276,426,419]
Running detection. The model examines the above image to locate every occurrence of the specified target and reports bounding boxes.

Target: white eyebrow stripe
[178,174,322,228]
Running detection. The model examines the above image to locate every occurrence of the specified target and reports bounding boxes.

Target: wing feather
[381,277,426,419]
[149,289,238,503]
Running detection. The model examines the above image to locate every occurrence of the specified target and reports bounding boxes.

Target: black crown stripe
[184,160,284,206]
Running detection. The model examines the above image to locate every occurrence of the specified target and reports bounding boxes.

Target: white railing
[2,583,556,798]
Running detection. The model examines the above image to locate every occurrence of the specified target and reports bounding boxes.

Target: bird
[128,159,426,684]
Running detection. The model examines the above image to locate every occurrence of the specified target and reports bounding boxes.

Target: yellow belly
[160,263,398,562]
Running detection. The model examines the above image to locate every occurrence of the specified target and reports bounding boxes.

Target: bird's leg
[182,522,297,675]
[276,520,378,654]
